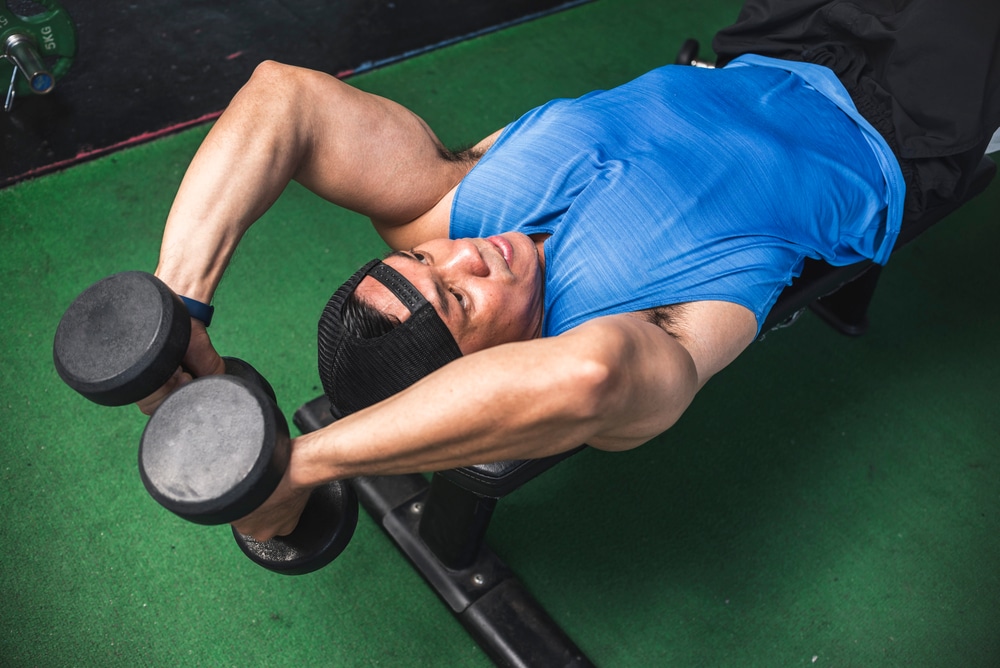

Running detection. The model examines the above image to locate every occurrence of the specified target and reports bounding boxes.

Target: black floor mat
[1,0,588,187]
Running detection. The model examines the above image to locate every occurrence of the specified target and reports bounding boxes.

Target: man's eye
[413,252,426,262]
[451,291,465,306]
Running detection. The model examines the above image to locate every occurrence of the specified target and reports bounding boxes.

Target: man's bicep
[286,70,474,233]
[370,127,508,250]
[562,316,702,452]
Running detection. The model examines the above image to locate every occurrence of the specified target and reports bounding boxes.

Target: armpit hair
[438,144,486,164]
[635,303,688,340]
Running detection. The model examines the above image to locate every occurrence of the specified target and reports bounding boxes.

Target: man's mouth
[487,235,512,268]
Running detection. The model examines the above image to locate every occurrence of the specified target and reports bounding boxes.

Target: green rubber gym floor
[2,0,998,665]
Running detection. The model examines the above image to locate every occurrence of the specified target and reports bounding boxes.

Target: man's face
[355,232,545,354]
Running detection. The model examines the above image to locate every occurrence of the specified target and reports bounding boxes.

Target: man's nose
[444,239,489,277]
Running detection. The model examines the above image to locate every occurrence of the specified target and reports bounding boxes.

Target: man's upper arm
[372,127,507,250]
[580,302,757,451]
[568,314,701,451]
[278,68,493,244]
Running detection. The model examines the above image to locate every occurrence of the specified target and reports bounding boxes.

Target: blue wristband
[179,295,215,327]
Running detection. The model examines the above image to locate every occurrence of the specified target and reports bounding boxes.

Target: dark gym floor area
[1,0,587,186]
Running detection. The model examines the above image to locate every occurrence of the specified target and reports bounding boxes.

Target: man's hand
[231,462,314,542]
[136,320,225,415]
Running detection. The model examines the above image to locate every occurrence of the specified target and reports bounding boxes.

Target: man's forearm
[290,341,608,484]
[155,67,311,300]
[287,316,700,486]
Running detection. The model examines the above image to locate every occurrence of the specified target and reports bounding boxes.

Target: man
[140,0,999,541]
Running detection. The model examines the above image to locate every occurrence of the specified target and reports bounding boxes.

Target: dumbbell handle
[4,33,54,94]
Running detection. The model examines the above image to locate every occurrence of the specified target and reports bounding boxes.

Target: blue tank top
[450,55,905,336]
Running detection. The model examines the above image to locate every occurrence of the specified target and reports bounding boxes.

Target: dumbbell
[53,271,358,574]
[139,361,358,575]
[675,39,716,69]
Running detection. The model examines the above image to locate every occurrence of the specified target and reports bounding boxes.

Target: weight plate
[53,271,191,406]
[233,480,360,575]
[139,375,292,526]
[1,0,77,97]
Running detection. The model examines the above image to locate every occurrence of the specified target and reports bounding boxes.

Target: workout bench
[295,45,999,666]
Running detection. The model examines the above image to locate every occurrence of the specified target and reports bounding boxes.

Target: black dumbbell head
[139,374,290,525]
[53,271,191,406]
[233,481,359,575]
[223,357,277,404]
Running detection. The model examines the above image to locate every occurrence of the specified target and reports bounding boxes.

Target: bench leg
[809,265,883,336]
[353,474,594,667]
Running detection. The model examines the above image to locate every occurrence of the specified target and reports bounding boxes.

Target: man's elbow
[572,333,699,452]
[564,355,618,423]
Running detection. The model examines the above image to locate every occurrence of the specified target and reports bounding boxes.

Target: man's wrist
[178,295,214,327]
[289,431,354,488]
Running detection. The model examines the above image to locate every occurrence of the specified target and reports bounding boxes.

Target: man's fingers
[183,321,226,377]
[231,484,311,542]
[232,523,272,542]
[136,367,193,415]
[232,517,300,543]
